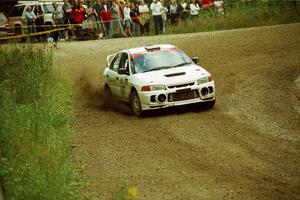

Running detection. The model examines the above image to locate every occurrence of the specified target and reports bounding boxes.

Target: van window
[0,13,8,21]
[9,5,25,17]
[42,4,53,14]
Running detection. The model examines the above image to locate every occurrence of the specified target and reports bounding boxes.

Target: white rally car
[102,44,215,116]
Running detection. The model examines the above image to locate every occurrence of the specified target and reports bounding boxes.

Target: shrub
[0,44,80,200]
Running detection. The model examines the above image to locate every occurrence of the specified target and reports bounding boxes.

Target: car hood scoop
[135,64,207,85]
[164,72,186,77]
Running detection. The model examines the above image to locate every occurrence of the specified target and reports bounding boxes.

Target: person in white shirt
[25,6,37,42]
[214,0,224,15]
[190,0,200,19]
[178,0,189,24]
[160,0,168,32]
[52,2,65,41]
[138,0,150,35]
[150,0,163,35]
[123,2,133,36]
[169,0,178,26]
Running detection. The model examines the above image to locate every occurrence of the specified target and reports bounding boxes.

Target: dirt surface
[53,23,300,200]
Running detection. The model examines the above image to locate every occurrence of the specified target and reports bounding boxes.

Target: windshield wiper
[143,66,172,72]
[172,62,192,68]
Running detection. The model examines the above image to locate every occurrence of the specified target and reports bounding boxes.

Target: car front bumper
[139,81,215,111]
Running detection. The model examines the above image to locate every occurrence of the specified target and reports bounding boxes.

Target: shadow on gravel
[102,100,214,117]
[141,103,214,118]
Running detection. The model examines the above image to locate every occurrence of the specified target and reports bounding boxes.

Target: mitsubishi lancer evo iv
[102,44,216,116]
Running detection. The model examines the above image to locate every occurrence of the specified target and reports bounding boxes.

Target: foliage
[149,1,300,35]
[0,45,81,200]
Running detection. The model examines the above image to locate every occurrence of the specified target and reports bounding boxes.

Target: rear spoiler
[106,53,116,67]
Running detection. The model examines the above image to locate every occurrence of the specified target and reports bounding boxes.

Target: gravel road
[54,23,300,200]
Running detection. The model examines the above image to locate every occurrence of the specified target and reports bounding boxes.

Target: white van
[8,0,63,35]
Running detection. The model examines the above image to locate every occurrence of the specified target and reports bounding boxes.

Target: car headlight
[197,75,213,85]
[141,85,166,92]
[197,76,209,85]
[150,85,166,91]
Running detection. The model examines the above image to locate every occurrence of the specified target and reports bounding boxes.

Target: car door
[116,52,131,100]
[106,53,121,96]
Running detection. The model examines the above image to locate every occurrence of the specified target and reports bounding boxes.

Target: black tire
[205,99,215,109]
[102,85,112,109]
[130,90,143,117]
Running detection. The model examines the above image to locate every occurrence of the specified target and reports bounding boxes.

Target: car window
[9,5,25,17]
[119,53,129,69]
[110,54,121,72]
[0,13,7,21]
[42,4,53,14]
[131,48,192,74]
[118,53,130,74]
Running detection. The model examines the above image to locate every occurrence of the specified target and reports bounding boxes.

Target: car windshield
[0,13,8,21]
[9,5,25,17]
[131,48,192,74]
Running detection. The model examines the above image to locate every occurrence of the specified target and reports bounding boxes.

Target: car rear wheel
[102,85,112,108]
[130,90,143,117]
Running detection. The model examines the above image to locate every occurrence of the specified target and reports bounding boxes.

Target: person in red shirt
[201,0,213,11]
[72,1,85,24]
[100,0,112,37]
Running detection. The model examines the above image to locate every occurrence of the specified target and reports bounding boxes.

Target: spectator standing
[34,4,45,42]
[130,3,140,36]
[52,2,65,41]
[62,0,73,40]
[79,1,86,17]
[190,0,200,19]
[25,6,36,42]
[109,0,126,37]
[160,0,168,32]
[177,0,189,25]
[72,1,85,24]
[93,0,104,37]
[169,0,179,26]
[123,2,133,37]
[214,0,224,15]
[201,0,214,14]
[150,0,163,35]
[138,0,150,36]
[86,0,97,36]
[100,0,111,37]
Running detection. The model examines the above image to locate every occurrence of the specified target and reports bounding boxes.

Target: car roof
[126,44,177,55]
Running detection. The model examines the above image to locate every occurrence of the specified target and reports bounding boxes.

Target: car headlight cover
[197,74,213,85]
[197,76,209,85]
[150,85,166,91]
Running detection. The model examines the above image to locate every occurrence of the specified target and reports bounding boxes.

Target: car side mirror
[192,57,199,64]
[118,68,129,75]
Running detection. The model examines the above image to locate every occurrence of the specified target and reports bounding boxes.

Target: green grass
[0,45,81,200]
[150,1,300,35]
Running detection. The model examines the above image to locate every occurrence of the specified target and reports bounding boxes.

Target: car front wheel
[205,99,215,109]
[130,90,143,117]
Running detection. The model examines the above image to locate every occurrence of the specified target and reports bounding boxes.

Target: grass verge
[0,44,80,200]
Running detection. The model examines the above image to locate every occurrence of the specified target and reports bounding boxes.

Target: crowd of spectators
[25,0,224,42]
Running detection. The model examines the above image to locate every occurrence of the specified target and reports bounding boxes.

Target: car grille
[168,89,199,102]
[167,82,194,89]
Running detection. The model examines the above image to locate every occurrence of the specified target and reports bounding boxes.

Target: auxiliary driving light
[157,94,167,103]
[201,87,209,96]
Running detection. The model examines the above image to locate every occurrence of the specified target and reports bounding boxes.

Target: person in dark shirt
[34,4,45,42]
